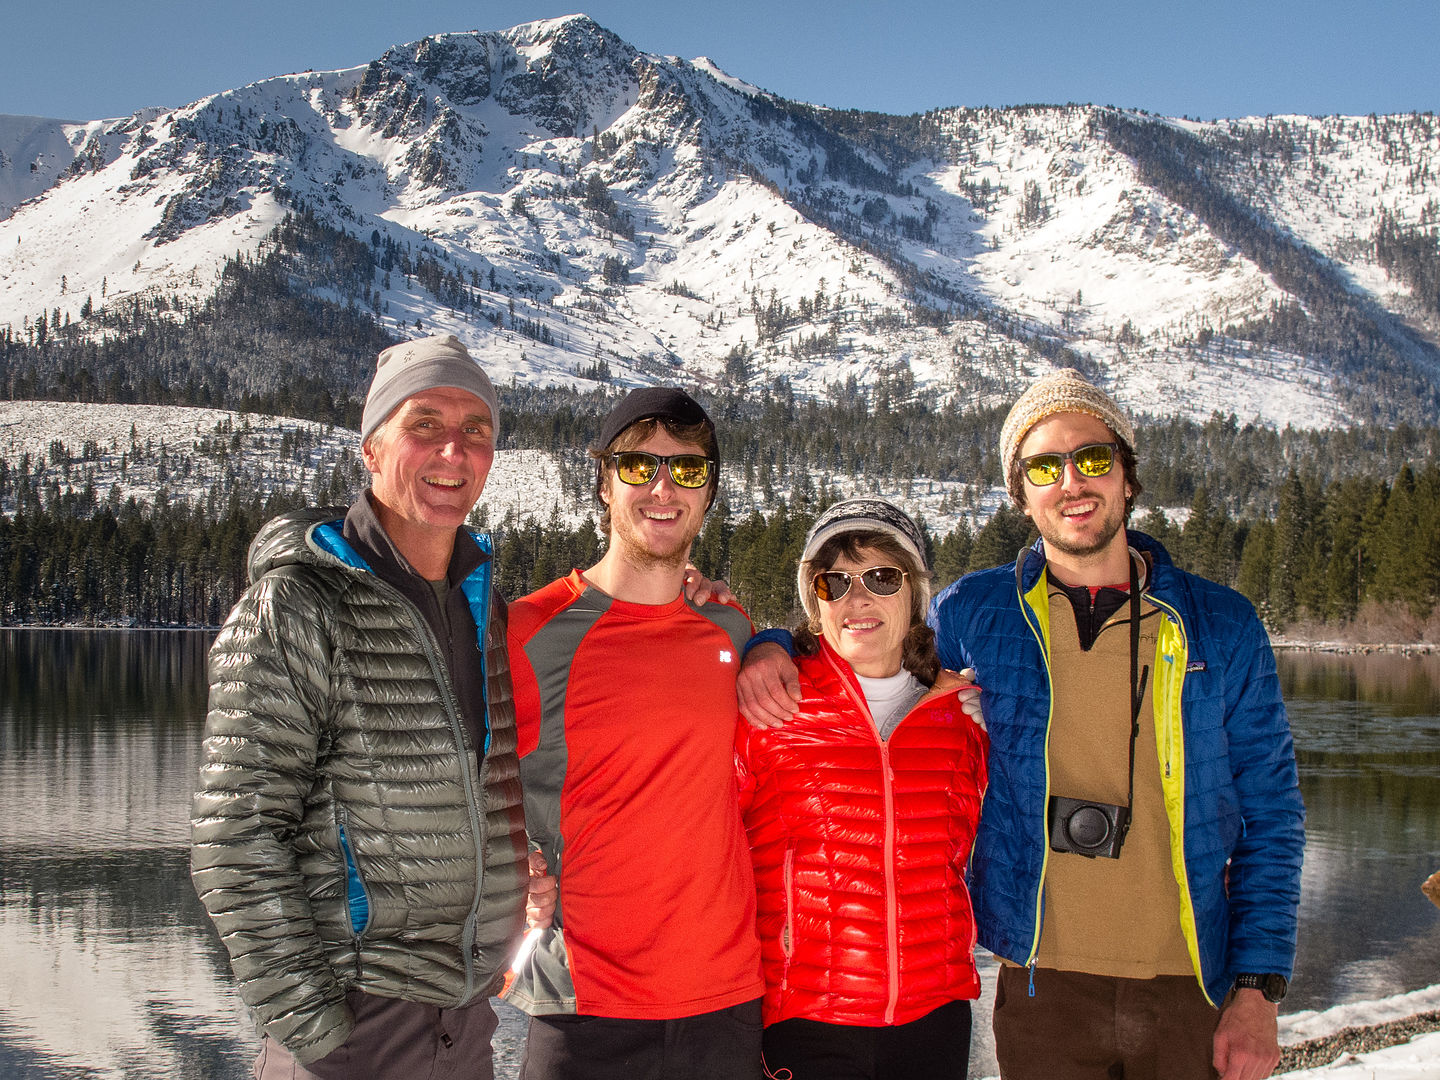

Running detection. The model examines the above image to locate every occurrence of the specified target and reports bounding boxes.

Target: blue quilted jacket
[929,531,1304,1005]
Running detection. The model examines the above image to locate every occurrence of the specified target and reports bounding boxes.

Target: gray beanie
[797,498,929,624]
[360,334,500,446]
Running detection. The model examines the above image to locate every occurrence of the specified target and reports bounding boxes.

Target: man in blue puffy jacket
[739,369,1304,1080]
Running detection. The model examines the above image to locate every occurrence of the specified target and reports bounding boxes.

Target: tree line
[4,458,1438,639]
[4,202,1440,634]
[693,464,1440,633]
[7,205,1436,524]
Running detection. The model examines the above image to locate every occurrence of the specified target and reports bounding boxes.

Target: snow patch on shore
[1281,985,1440,1045]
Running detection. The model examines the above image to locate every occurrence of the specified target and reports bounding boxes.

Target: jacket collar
[343,490,488,587]
[1016,529,1171,595]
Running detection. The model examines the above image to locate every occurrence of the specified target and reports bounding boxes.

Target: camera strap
[1124,555,1150,827]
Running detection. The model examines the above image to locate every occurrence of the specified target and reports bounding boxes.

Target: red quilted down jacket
[734,639,989,1027]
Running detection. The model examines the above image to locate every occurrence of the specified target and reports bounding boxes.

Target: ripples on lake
[1279,651,1440,1009]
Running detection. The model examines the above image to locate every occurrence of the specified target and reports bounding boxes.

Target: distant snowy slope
[0,114,105,219]
[0,400,1003,536]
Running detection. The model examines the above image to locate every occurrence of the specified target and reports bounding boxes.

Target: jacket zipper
[408,601,488,1003]
[336,806,371,979]
[1146,596,1187,779]
[1140,594,1212,1004]
[879,736,901,1024]
[314,525,490,1003]
[824,646,909,1023]
[1016,561,1053,976]
[781,846,796,969]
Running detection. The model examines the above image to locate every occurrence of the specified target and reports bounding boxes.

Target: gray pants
[254,991,498,1080]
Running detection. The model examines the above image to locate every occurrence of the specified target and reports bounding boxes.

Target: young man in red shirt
[505,388,763,1080]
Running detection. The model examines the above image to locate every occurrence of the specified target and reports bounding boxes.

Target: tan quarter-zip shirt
[1036,581,1194,979]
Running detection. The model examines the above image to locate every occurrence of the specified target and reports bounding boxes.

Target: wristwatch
[1233,973,1288,1002]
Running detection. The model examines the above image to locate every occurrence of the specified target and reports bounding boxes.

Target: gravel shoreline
[1268,640,1437,654]
[1278,1010,1440,1072]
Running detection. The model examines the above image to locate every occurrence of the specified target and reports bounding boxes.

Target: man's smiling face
[1017,410,1131,566]
[602,427,710,571]
[363,386,495,542]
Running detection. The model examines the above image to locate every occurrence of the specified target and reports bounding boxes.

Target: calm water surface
[1,631,1437,1078]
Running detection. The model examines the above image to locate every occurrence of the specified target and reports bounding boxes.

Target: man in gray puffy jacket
[191,334,530,1079]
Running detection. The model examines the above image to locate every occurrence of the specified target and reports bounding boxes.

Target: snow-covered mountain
[3,14,1439,428]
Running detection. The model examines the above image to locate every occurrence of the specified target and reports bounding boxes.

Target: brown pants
[992,967,1219,1080]
[253,991,499,1080]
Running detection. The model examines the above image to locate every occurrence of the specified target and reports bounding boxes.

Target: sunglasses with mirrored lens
[813,566,908,602]
[609,452,714,489]
[1021,441,1118,487]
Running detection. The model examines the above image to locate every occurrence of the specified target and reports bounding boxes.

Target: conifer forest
[3,210,1440,637]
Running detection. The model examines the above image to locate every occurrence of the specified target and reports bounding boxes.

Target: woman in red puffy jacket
[735,498,988,1080]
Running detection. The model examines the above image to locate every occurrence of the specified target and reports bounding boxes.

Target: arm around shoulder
[737,634,801,728]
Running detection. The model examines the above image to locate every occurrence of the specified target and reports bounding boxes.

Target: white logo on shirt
[720,650,734,664]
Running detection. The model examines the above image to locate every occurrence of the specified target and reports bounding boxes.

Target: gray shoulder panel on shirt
[687,598,753,655]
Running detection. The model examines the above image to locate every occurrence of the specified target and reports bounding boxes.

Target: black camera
[1048,795,1130,859]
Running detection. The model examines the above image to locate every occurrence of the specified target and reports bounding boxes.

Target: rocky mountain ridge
[3,14,1439,426]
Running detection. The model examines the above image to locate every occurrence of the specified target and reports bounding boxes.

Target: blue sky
[4,0,1437,122]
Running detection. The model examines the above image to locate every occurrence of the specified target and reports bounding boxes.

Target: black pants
[761,1000,972,1080]
[519,998,763,1080]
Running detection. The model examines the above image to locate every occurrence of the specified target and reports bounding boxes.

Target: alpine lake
[1,629,1437,1078]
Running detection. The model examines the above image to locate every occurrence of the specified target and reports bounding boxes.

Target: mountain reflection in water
[1279,650,1440,1009]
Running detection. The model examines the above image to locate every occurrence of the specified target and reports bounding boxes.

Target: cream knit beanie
[999,368,1134,501]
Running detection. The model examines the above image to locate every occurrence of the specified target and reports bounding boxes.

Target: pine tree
[1320,476,1368,621]
[1267,471,1310,625]
[932,521,974,589]
[1237,520,1276,619]
[967,505,1034,572]
[1370,465,1420,609]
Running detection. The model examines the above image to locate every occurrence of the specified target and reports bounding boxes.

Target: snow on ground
[1283,986,1440,1046]
[0,401,1005,540]
[0,400,357,513]
[1281,1033,1440,1078]
[1280,1017,1440,1078]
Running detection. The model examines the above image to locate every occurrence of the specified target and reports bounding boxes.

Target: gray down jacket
[190,508,527,1064]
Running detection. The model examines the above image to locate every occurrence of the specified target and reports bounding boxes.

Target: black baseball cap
[594,387,719,508]
[596,387,714,450]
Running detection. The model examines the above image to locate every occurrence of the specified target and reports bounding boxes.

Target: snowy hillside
[2,15,1438,428]
[0,400,1003,536]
